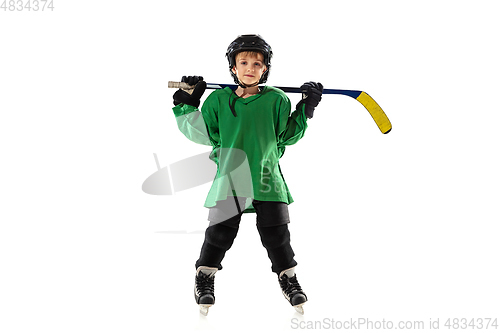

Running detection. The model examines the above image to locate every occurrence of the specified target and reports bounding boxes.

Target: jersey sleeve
[277,94,308,148]
[172,102,211,146]
[200,92,221,148]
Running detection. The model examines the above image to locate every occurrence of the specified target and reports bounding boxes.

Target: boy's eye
[241,61,247,65]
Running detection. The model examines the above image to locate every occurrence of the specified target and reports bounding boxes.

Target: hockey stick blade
[355,91,392,134]
[168,81,392,134]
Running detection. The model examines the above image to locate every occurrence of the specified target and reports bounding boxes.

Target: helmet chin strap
[237,80,260,89]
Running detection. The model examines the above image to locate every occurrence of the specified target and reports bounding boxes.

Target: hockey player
[172,34,323,315]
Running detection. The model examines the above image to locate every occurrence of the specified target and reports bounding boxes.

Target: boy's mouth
[244,75,255,77]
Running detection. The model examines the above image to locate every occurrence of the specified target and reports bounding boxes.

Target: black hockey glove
[173,76,207,108]
[296,82,323,119]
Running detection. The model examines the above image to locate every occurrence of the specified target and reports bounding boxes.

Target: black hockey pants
[195,198,297,274]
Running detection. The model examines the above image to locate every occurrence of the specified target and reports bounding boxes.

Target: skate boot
[194,266,218,316]
[278,267,308,314]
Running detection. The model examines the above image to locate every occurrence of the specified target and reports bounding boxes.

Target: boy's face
[232,52,267,87]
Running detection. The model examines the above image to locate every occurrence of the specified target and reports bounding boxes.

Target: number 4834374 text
[1,0,54,11]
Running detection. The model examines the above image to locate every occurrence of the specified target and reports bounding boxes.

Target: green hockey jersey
[173,86,308,212]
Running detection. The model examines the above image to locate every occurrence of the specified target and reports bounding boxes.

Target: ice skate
[194,266,218,316]
[278,267,307,314]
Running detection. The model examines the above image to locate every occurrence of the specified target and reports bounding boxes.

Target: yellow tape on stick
[356,92,392,134]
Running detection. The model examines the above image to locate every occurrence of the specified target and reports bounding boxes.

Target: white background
[1,0,499,332]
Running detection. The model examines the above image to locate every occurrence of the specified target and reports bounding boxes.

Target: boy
[172,34,323,315]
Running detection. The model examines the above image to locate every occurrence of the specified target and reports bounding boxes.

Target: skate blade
[199,304,212,316]
[294,305,304,315]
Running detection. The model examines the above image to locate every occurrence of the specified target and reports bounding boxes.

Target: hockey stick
[169,81,392,134]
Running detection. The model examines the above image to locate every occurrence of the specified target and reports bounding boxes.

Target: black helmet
[226,34,273,86]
